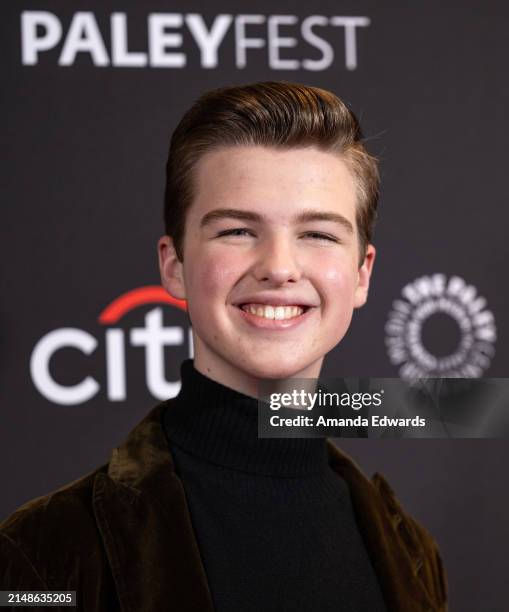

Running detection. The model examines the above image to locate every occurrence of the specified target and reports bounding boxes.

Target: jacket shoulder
[0,467,112,593]
[372,472,448,610]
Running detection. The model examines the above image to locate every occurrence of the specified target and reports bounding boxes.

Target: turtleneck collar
[163,359,329,477]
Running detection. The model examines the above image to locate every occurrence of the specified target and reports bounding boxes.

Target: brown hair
[164,81,380,264]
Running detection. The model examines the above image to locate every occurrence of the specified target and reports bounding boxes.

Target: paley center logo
[385,274,497,379]
[30,286,191,406]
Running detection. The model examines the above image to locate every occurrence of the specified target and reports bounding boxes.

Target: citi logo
[30,286,192,406]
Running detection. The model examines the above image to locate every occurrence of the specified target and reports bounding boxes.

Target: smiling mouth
[238,304,310,320]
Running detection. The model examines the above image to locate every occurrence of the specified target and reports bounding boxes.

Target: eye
[303,232,339,243]
[216,228,255,238]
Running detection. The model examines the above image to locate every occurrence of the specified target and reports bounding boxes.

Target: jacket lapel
[93,404,214,612]
[326,440,437,611]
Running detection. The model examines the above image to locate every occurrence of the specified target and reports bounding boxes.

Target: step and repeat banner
[2,2,508,609]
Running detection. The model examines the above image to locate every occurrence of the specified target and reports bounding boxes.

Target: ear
[158,235,186,300]
[354,244,376,308]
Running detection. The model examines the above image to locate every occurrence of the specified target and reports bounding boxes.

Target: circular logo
[385,274,497,378]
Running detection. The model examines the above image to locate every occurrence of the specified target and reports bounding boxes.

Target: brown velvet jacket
[0,404,447,611]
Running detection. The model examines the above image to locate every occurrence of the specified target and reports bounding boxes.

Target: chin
[241,355,316,381]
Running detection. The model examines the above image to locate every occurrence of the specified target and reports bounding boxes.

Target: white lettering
[330,16,370,70]
[130,307,183,399]
[301,16,333,71]
[21,11,62,65]
[105,328,126,401]
[111,13,148,67]
[148,13,185,68]
[20,11,371,71]
[59,12,109,66]
[235,14,265,68]
[268,15,299,70]
[30,328,99,405]
[188,326,195,358]
[186,14,232,68]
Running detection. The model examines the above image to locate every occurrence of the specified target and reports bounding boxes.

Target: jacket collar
[93,403,437,612]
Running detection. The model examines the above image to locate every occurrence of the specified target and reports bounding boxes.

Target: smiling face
[158,146,375,397]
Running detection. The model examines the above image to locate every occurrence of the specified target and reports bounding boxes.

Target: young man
[1,82,447,611]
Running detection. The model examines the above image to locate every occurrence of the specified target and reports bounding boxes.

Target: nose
[252,235,302,285]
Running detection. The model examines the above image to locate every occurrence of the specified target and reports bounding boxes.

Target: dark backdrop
[2,2,508,609]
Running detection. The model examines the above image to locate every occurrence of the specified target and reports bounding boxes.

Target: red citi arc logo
[30,286,193,406]
[98,286,187,324]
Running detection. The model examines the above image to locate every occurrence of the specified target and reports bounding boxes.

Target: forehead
[189,145,357,224]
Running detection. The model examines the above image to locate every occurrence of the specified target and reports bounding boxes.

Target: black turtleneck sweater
[162,360,386,612]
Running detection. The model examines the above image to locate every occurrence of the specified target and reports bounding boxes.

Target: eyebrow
[200,208,354,234]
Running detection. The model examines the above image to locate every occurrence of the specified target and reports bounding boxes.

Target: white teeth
[263,305,274,319]
[274,307,285,320]
[241,304,305,320]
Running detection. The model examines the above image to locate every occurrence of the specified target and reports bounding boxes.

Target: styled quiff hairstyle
[164,81,379,264]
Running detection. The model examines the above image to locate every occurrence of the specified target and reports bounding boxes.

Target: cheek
[187,251,241,302]
[317,262,358,346]
[319,260,358,300]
